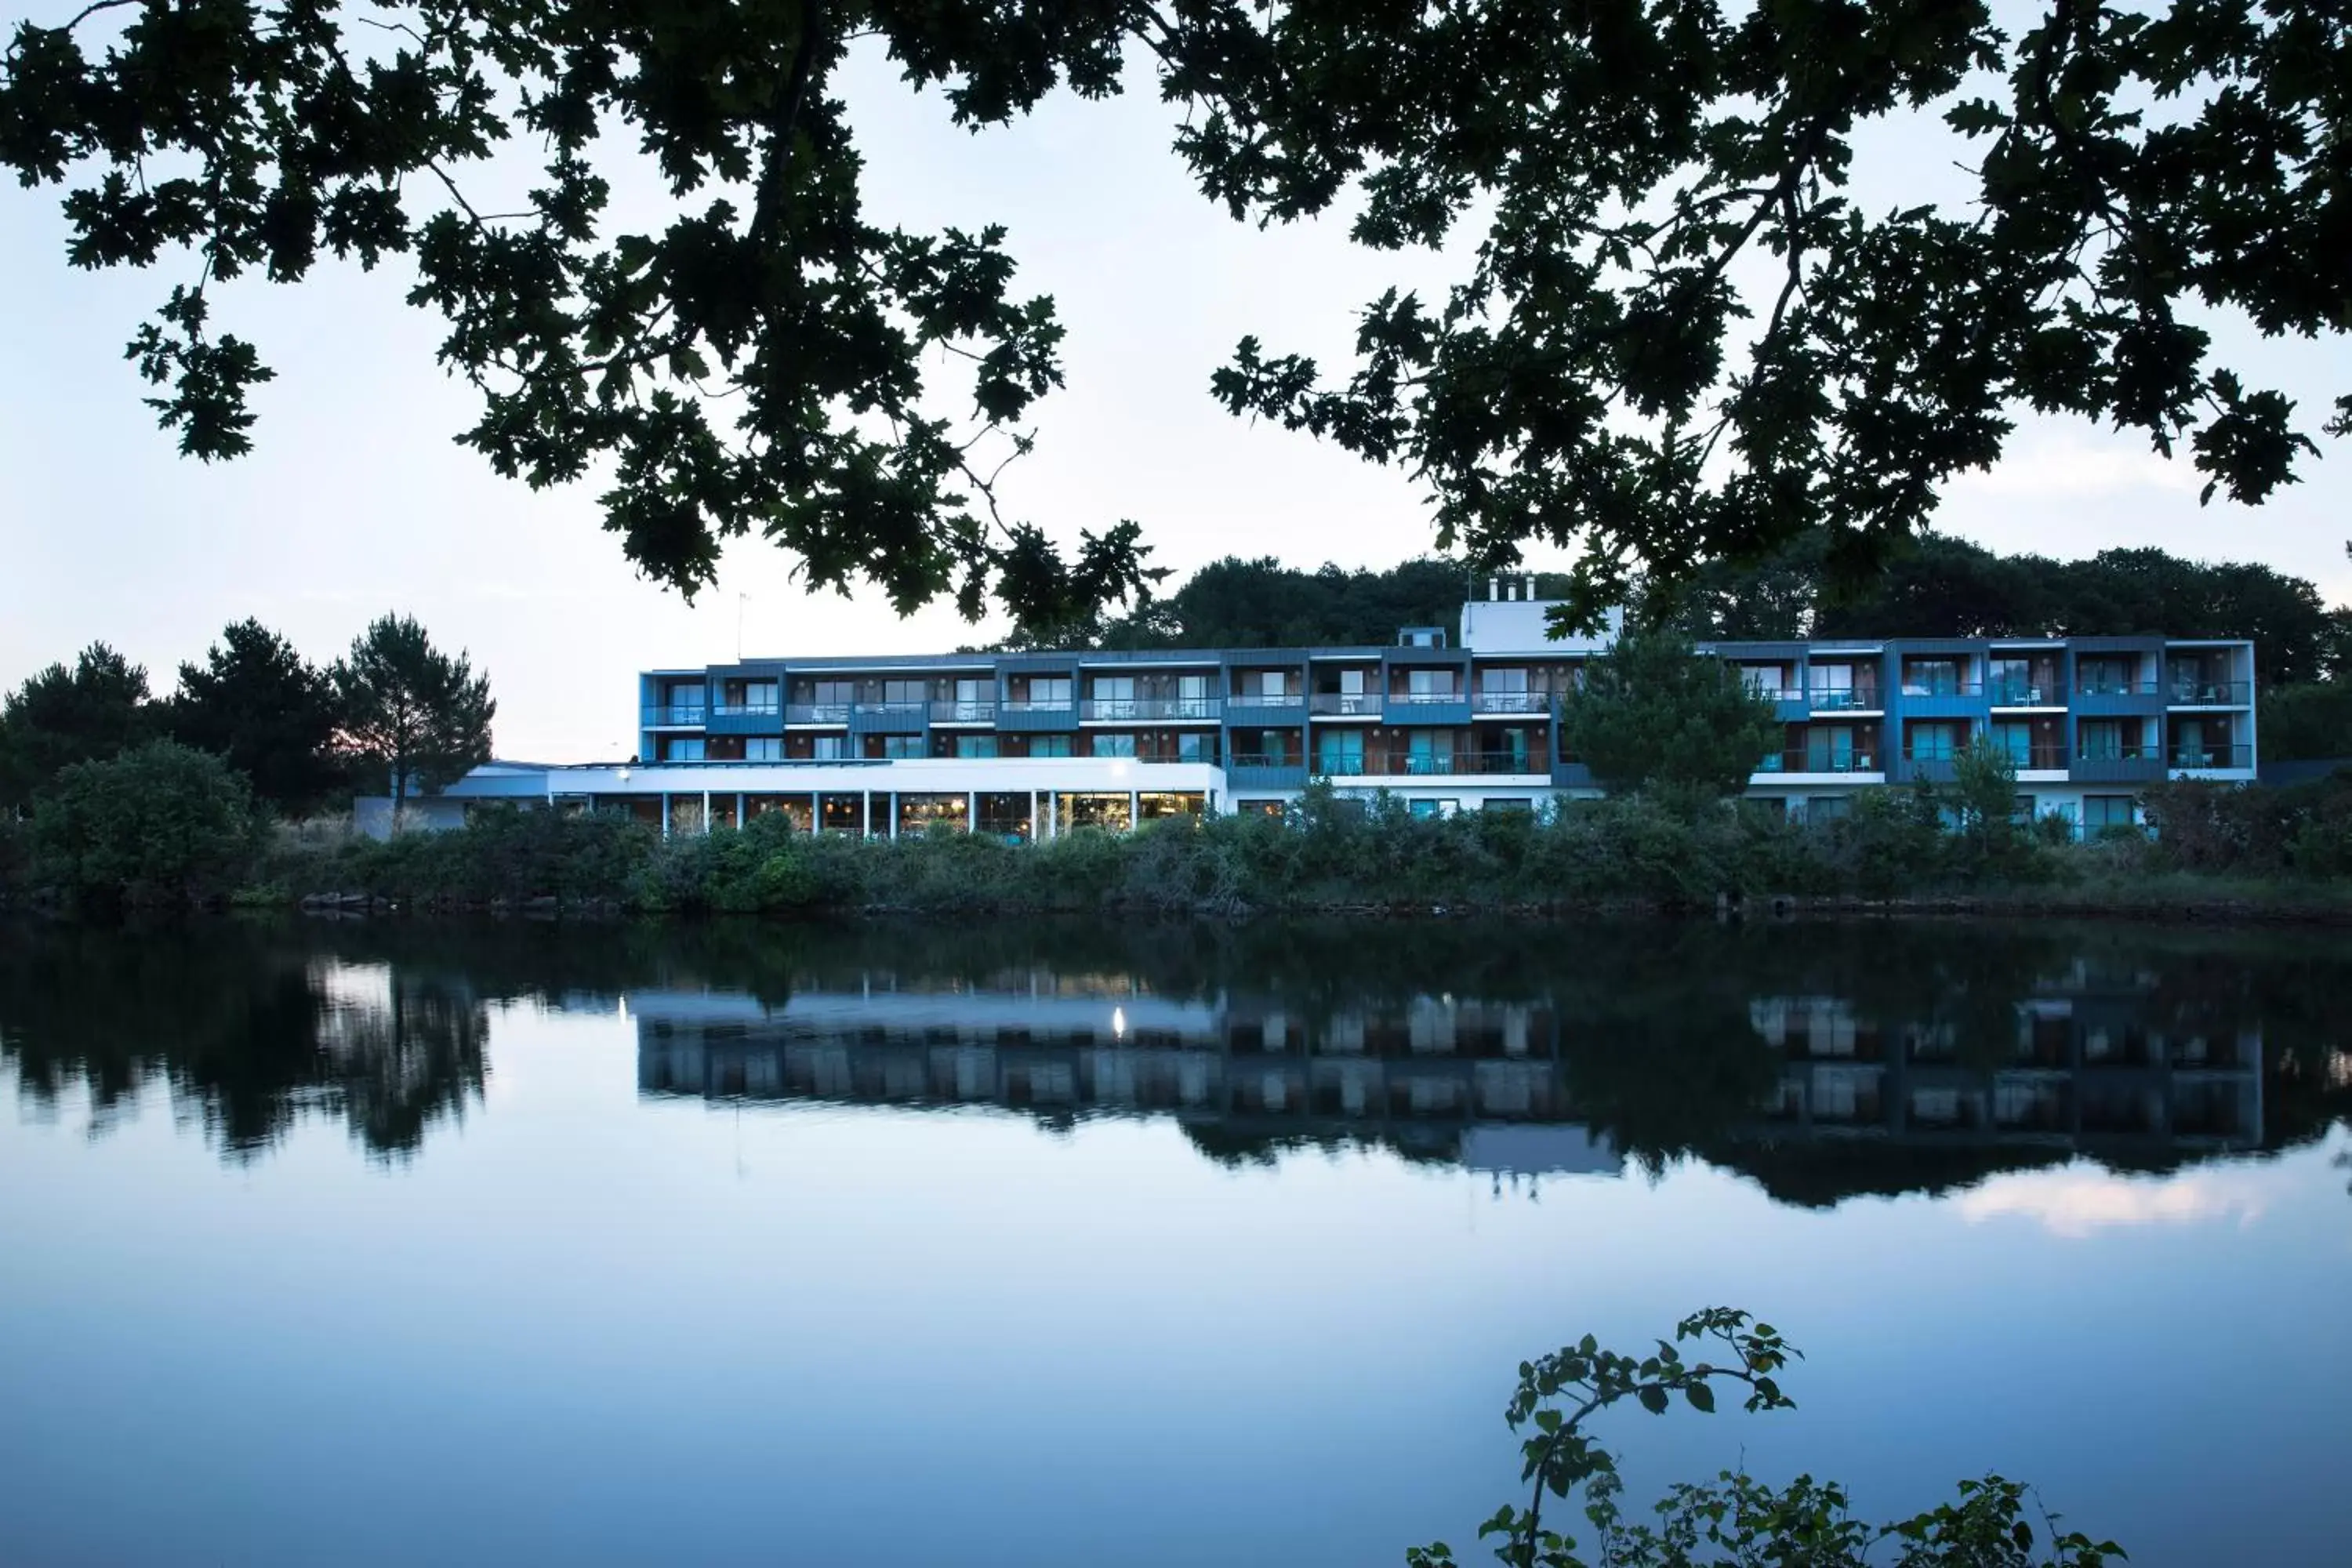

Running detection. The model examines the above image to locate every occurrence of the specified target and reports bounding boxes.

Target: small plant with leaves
[1407,1308,2125,1568]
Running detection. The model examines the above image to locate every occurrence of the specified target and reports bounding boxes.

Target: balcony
[1227,691,1308,715]
[1471,689,1552,715]
[1759,750,1882,776]
[996,698,1078,732]
[1310,691,1383,717]
[2169,744,2253,771]
[929,699,996,724]
[2071,747,2162,785]
[1806,688,1883,713]
[707,697,782,735]
[2009,745,2071,773]
[1080,696,1223,722]
[2166,681,2251,707]
[1896,755,1961,784]
[784,702,851,725]
[1897,681,1984,719]
[1383,690,1472,725]
[1987,681,2067,708]
[1226,756,1309,791]
[1312,751,1546,779]
[2071,680,2164,717]
[643,704,707,728]
[850,700,929,736]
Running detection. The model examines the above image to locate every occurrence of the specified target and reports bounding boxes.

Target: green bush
[28,740,261,909]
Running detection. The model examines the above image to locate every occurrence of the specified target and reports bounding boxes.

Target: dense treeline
[0,615,494,818]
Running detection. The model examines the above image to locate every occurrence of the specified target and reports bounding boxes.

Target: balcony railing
[711,698,781,718]
[2166,680,2251,706]
[1080,696,1223,721]
[643,704,707,727]
[2074,678,2159,697]
[1000,697,1076,713]
[1310,692,1382,716]
[2002,745,2071,770]
[785,702,851,724]
[1759,751,1882,775]
[1987,681,2066,707]
[2077,743,2158,763]
[1311,751,1545,778]
[1898,680,1984,699]
[2168,744,2253,769]
[1472,690,1552,713]
[1806,688,1882,711]
[1386,689,1466,706]
[928,699,996,723]
[1741,684,1807,702]
[1226,691,1305,709]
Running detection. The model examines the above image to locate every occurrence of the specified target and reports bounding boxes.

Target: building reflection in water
[632,958,2264,1188]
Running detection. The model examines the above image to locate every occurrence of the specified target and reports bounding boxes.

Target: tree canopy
[334,615,495,819]
[170,619,345,814]
[0,642,152,810]
[6,2,2342,628]
[1559,630,1780,798]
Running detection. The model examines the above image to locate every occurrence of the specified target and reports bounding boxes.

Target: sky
[1,24,2345,762]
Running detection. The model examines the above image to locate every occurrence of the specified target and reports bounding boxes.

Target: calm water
[2,916,2348,1566]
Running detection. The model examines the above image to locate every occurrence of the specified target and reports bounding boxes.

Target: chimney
[1487,575,1501,602]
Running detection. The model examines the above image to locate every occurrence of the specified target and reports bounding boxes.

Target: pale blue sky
[1,27,2343,760]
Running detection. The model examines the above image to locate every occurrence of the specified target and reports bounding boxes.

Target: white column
[701,789,711,834]
[660,792,670,839]
[861,791,871,837]
[1128,789,1138,830]
[967,790,979,835]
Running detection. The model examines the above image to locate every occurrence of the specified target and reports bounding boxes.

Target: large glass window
[2084,795,2137,833]
[1316,730,1366,775]
[1907,721,1961,761]
[1806,726,1857,772]
[745,737,782,761]
[1406,667,1457,697]
[1090,732,1137,758]
[879,678,925,707]
[876,735,923,759]
[661,736,706,761]
[2078,719,2125,759]
[1903,659,1964,697]
[1029,735,1073,758]
[813,735,848,760]
[1989,721,2033,767]
[955,735,998,759]
[1406,731,1455,774]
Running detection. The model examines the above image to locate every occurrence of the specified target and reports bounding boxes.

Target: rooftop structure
[400,579,2256,840]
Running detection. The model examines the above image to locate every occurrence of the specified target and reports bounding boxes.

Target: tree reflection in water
[2,916,2347,1202]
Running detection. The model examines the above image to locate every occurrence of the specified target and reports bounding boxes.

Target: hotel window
[873,735,923,759]
[880,678,925,707]
[1029,735,1073,758]
[662,736,706,761]
[1989,720,2033,767]
[1406,667,1457,698]
[813,735,848,760]
[955,735,998,759]
[2084,795,2137,833]
[1741,666,1786,698]
[1808,663,1853,706]
[1904,659,1963,697]
[1408,799,1455,820]
[2077,657,2134,695]
[1251,670,1290,698]
[1805,726,1857,772]
[1316,730,1366,775]
[745,737,782,761]
[1091,732,1137,758]
[1174,731,1214,764]
[1031,676,1073,706]
[2078,719,2125,759]
[1092,675,1135,701]
[1178,673,1210,702]
[1908,721,1962,761]
[1338,668,1370,696]
[807,679,854,709]
[1406,731,1455,774]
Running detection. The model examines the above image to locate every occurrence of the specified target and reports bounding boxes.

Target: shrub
[28,740,261,908]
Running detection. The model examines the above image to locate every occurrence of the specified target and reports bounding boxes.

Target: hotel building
[410,580,2256,837]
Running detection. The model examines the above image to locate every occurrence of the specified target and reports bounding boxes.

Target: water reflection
[9,916,2337,1204]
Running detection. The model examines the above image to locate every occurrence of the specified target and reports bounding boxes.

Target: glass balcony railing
[2076,743,2157,763]
[1741,685,1806,702]
[2165,681,2251,706]
[1310,692,1382,716]
[2167,744,2253,769]
[1226,691,1305,709]
[784,703,851,724]
[1805,688,1882,711]
[928,699,996,723]
[1759,751,1882,775]
[1897,681,1984,699]
[1386,689,1467,706]
[643,704,707,727]
[1308,751,1544,778]
[1080,697,1223,721]
[1472,690,1552,713]
[1987,681,2066,707]
[999,697,1076,713]
[711,698,781,717]
[2074,677,2158,698]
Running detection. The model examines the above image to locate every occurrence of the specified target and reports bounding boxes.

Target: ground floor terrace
[376,752,2252,842]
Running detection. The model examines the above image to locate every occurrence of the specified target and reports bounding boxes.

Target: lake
[2,916,2347,1566]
